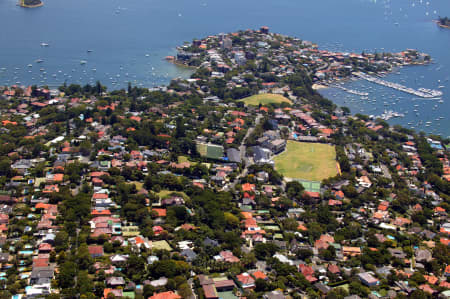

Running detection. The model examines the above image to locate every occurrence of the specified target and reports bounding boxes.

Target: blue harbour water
[0,0,449,136]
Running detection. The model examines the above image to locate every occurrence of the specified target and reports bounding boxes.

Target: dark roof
[181,249,197,261]
[314,283,331,294]
[214,279,235,289]
[227,148,241,163]
[252,146,270,161]
[203,284,218,299]
[264,290,285,299]
[31,267,54,279]
[204,237,219,247]
[198,275,214,286]
[0,195,13,203]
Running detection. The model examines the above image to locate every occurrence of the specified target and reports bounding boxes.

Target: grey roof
[150,277,168,287]
[31,266,54,279]
[227,148,241,163]
[181,248,197,261]
[415,249,432,262]
[314,282,331,294]
[106,276,126,285]
[253,146,270,161]
[204,237,219,247]
[264,290,286,299]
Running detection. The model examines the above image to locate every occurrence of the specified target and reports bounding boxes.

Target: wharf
[355,72,443,98]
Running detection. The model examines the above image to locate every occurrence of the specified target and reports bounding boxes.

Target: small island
[436,16,450,28]
[18,0,43,8]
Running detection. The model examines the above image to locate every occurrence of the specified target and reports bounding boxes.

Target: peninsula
[174,27,438,98]
[18,0,43,8]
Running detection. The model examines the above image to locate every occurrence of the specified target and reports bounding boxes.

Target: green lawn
[196,142,224,160]
[156,190,189,200]
[130,181,144,190]
[274,141,338,181]
[178,156,189,163]
[239,94,292,106]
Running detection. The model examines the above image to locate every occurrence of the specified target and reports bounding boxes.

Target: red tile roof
[152,208,167,217]
[149,291,181,299]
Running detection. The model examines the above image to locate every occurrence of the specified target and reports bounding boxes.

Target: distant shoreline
[18,0,43,8]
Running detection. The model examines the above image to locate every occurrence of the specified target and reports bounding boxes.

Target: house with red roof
[418,284,436,294]
[445,265,450,277]
[149,291,181,299]
[152,208,167,217]
[0,214,9,225]
[328,264,340,274]
[38,243,53,253]
[92,193,109,200]
[91,209,112,217]
[242,183,255,192]
[85,245,103,258]
[236,273,255,289]
[103,289,123,299]
[218,250,240,263]
[153,226,164,236]
[252,270,268,281]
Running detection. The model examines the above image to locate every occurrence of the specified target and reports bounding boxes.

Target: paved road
[229,113,263,190]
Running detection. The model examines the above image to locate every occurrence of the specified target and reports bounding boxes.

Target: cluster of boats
[322,71,447,136]
[328,84,369,96]
[355,72,443,98]
[370,110,405,121]
[0,41,173,88]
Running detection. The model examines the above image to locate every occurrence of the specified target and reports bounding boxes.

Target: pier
[355,72,443,98]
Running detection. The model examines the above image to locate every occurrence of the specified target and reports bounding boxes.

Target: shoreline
[165,58,198,70]
[312,84,328,90]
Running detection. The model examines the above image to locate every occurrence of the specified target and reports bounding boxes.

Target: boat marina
[371,110,405,121]
[355,72,443,98]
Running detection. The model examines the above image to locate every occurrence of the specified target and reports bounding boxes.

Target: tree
[58,261,77,289]
[325,287,349,299]
[76,243,93,270]
[77,271,94,295]
[282,217,299,231]
[224,212,239,228]
[253,243,279,260]
[349,281,369,297]
[177,283,193,298]
[54,231,69,251]
[286,181,304,199]
[253,279,270,293]
[126,254,146,280]
[320,246,336,261]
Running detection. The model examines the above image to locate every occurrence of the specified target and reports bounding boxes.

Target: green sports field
[274,141,338,182]
[196,142,224,160]
[239,94,292,106]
